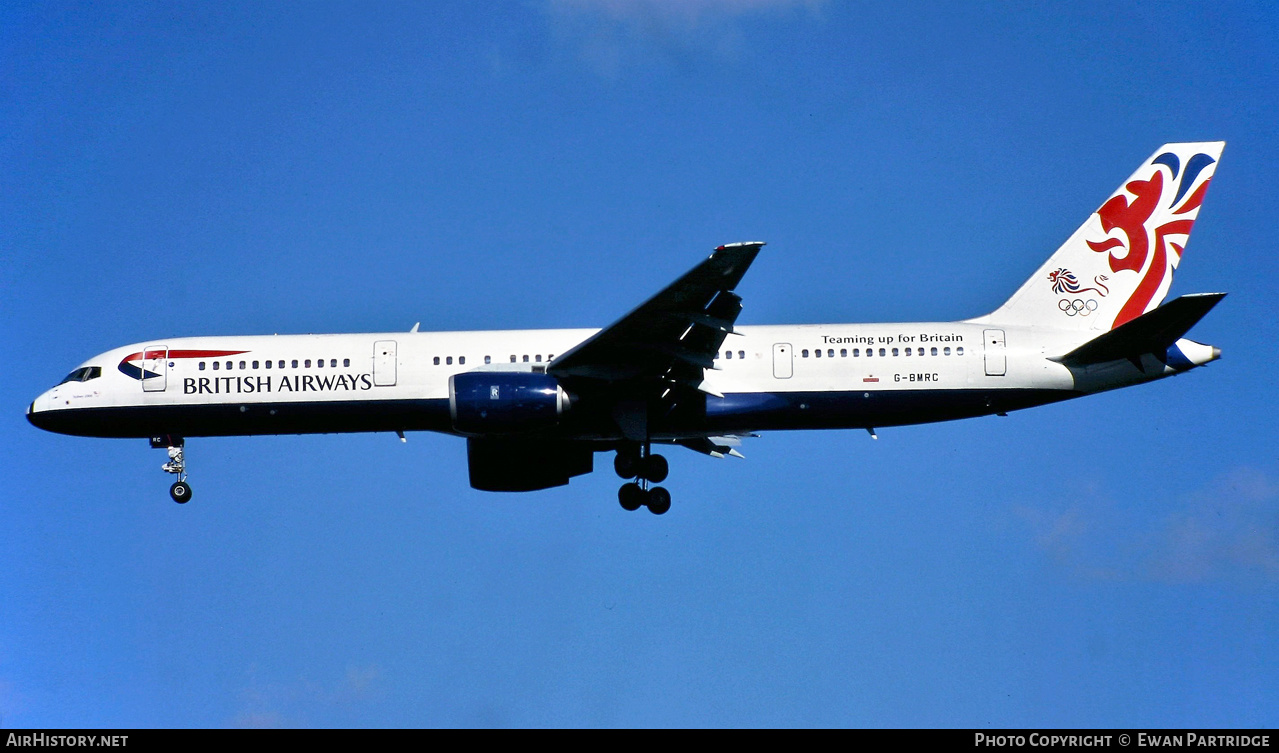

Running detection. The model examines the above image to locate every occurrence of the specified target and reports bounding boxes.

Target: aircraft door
[373,340,397,386]
[983,329,1007,376]
[773,343,793,379]
[142,345,167,392]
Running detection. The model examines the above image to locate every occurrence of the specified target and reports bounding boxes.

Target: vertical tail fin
[982,142,1224,333]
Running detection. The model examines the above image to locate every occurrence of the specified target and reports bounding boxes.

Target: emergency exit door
[983,329,1007,377]
[373,340,397,386]
[773,343,793,379]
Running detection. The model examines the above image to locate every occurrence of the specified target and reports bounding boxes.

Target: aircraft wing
[548,242,764,395]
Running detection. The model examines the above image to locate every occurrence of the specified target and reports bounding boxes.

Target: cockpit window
[59,366,101,384]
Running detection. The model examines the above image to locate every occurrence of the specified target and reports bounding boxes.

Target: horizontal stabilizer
[1056,293,1225,367]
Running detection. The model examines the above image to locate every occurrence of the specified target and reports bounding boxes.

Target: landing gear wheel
[643,454,669,483]
[614,451,641,479]
[169,481,192,504]
[618,483,644,511]
[646,486,671,515]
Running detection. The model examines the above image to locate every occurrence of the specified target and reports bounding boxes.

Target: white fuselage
[27,320,1210,442]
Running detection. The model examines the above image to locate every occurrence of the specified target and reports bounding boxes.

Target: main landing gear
[153,435,192,503]
[614,444,671,515]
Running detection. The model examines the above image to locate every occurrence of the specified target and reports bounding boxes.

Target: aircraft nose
[27,392,54,431]
[27,399,42,428]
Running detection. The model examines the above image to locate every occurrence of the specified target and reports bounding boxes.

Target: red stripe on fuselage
[168,350,249,359]
[122,349,248,362]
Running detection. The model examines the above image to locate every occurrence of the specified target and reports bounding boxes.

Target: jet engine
[449,372,570,435]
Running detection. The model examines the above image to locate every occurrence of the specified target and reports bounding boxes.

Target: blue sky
[2,1,1277,727]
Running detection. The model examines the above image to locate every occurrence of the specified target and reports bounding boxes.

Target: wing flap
[674,434,755,458]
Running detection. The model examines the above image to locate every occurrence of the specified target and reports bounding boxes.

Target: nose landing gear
[152,435,192,503]
[615,444,671,515]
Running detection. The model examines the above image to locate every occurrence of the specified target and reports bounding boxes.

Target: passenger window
[330,359,337,367]
[523,355,529,363]
[841,349,847,357]
[931,347,938,356]
[433,357,440,365]
[826,349,833,358]
[305,360,311,368]
[854,349,860,357]
[251,361,258,369]
[344,358,350,367]
[802,349,809,358]
[815,349,822,358]
[446,356,453,365]
[725,351,732,360]
[199,362,206,371]
[265,360,272,369]
[510,355,517,363]
[739,351,746,360]
[317,359,324,368]
[213,362,220,370]
[459,356,466,365]
[957,347,964,355]
[904,348,911,357]
[879,348,886,357]
[944,347,951,356]
[484,355,491,365]
[291,360,298,368]
[865,348,871,358]
[535,355,541,363]
[892,348,899,356]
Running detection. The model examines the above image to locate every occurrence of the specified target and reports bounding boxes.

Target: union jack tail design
[978,142,1224,339]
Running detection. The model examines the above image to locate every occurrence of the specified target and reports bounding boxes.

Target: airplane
[27,142,1226,515]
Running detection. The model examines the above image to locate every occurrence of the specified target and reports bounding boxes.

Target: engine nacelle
[449,371,569,435]
[466,437,593,491]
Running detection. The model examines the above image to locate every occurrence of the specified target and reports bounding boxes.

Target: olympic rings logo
[1058,298,1099,316]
